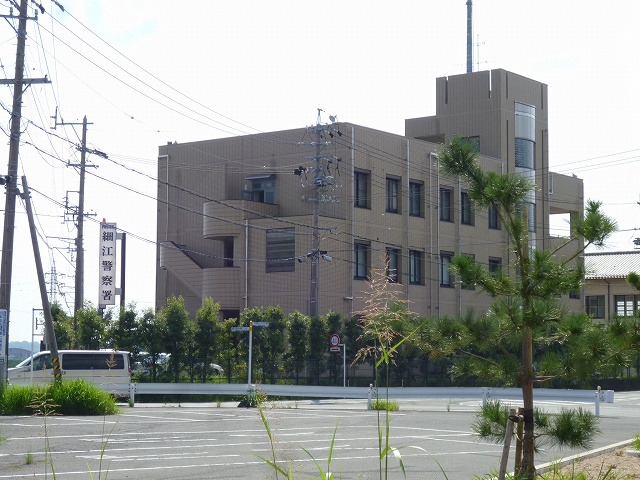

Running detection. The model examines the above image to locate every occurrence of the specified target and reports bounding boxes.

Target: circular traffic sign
[329,333,340,347]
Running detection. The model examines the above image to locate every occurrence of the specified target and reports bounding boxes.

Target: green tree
[137,308,165,382]
[107,303,139,354]
[158,296,190,382]
[194,298,221,382]
[75,303,106,350]
[285,311,309,384]
[430,137,620,478]
[51,302,74,350]
[308,315,329,385]
[252,306,285,383]
[218,317,241,383]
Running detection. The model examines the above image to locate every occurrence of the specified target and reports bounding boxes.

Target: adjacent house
[155,69,584,320]
[585,251,640,322]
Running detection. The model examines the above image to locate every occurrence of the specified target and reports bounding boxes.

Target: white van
[8,350,131,395]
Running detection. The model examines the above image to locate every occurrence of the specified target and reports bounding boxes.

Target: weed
[370,399,399,411]
[632,434,640,450]
[25,452,34,465]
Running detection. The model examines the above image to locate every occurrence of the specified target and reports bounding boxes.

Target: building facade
[155,69,584,320]
[585,251,640,322]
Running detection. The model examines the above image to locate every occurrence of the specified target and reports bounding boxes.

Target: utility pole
[296,110,341,317]
[52,113,97,330]
[0,0,50,385]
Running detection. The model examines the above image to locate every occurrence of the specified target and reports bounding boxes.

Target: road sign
[252,322,270,327]
[329,333,340,347]
[231,326,249,332]
[330,347,340,352]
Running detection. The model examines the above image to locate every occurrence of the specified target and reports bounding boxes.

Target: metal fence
[107,383,613,417]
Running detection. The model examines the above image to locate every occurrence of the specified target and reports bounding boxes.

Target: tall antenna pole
[466,0,473,73]
[0,0,49,385]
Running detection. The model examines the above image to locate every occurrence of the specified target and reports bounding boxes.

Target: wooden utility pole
[0,0,50,385]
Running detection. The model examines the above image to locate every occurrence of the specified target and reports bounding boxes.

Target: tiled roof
[584,251,640,279]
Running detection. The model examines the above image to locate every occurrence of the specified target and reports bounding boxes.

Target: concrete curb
[537,439,635,474]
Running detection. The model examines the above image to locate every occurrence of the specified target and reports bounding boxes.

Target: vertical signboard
[99,222,117,308]
[0,309,6,365]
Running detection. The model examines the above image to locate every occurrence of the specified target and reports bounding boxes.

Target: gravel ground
[554,448,640,479]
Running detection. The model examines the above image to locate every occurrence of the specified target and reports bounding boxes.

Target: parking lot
[1,393,639,479]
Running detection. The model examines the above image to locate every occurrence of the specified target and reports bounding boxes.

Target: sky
[2,0,639,342]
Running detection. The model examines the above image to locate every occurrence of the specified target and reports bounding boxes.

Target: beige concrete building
[155,69,584,320]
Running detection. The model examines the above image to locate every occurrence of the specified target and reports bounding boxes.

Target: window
[354,242,370,279]
[440,251,454,287]
[515,138,535,169]
[488,203,500,230]
[63,353,125,370]
[615,295,640,317]
[409,181,423,217]
[461,191,474,226]
[354,170,370,208]
[586,295,605,318]
[409,250,423,285]
[386,177,400,213]
[386,247,400,283]
[488,257,502,273]
[266,228,295,273]
[223,238,234,268]
[242,174,276,204]
[440,187,453,222]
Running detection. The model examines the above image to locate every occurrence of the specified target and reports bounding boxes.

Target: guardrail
[118,383,613,416]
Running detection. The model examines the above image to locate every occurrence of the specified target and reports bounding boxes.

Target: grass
[369,398,399,411]
[25,452,34,465]
[632,433,640,450]
[1,380,120,415]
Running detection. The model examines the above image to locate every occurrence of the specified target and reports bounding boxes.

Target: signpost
[329,333,346,387]
[231,321,269,386]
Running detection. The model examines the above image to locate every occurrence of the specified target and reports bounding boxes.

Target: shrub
[1,380,119,416]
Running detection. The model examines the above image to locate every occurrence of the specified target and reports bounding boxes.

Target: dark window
[586,295,605,318]
[242,175,276,204]
[354,242,370,279]
[409,250,423,285]
[223,238,234,268]
[409,181,423,217]
[461,192,474,226]
[488,203,500,230]
[386,247,400,283]
[386,177,400,213]
[354,170,370,208]
[569,291,580,300]
[515,138,535,169]
[488,257,502,273]
[440,187,453,222]
[440,251,454,287]
[62,353,125,370]
[266,228,295,273]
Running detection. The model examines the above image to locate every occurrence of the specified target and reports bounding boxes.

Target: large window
[386,177,400,213]
[440,187,453,222]
[515,138,535,169]
[461,191,474,226]
[488,203,500,230]
[243,174,276,204]
[615,295,640,316]
[266,228,295,273]
[386,247,400,283]
[354,242,370,279]
[586,295,605,318]
[409,181,423,217]
[440,251,454,287]
[409,250,423,285]
[354,170,370,208]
